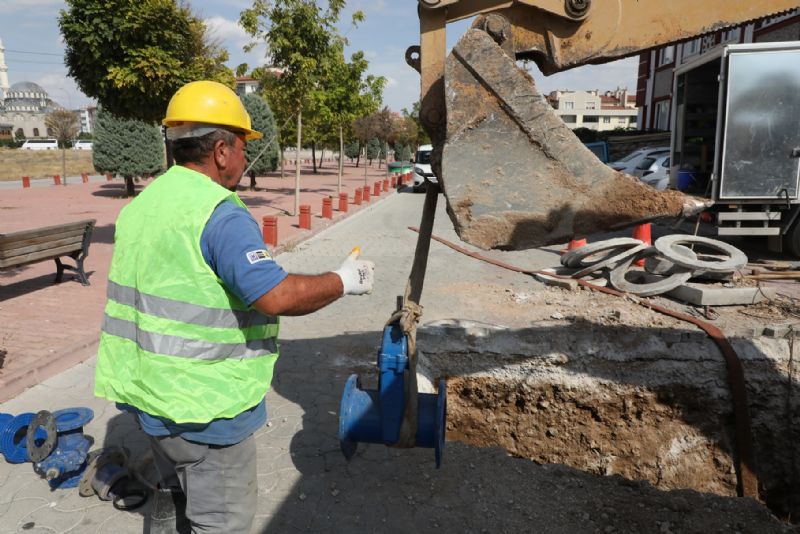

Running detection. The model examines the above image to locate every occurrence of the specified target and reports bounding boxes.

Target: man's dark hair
[172,129,237,165]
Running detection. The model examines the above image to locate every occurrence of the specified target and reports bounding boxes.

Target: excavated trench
[416,319,799,521]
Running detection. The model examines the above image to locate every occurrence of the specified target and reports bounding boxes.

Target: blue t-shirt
[121,200,288,445]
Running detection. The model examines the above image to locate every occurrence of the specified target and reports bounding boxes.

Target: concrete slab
[666,282,776,306]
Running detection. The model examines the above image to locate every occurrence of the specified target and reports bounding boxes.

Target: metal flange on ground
[339,323,447,467]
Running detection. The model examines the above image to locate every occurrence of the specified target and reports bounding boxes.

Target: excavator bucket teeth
[439,29,690,250]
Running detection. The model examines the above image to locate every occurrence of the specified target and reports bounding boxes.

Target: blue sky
[0,0,637,112]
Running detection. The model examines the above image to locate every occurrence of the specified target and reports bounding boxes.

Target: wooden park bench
[0,219,96,286]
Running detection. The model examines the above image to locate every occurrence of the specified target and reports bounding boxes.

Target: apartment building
[636,9,800,131]
[547,88,637,131]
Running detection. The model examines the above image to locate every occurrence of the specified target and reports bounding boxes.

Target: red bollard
[382,179,389,192]
[363,185,371,202]
[53,175,61,186]
[339,192,348,213]
[81,172,89,184]
[373,181,381,197]
[106,173,113,181]
[354,188,362,205]
[299,205,312,230]
[262,216,278,247]
[391,176,397,188]
[322,197,333,219]
[22,176,30,188]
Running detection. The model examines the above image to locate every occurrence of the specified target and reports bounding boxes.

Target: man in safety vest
[94,80,374,532]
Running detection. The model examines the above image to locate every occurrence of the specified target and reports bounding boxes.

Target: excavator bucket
[439,29,695,250]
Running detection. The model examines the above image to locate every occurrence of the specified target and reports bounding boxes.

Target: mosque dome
[8,81,48,95]
[3,81,60,112]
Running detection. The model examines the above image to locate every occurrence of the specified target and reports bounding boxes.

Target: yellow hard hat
[163,80,263,140]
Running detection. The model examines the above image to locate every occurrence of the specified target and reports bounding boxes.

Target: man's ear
[213,139,229,168]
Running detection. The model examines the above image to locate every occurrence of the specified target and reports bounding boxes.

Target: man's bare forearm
[252,273,343,316]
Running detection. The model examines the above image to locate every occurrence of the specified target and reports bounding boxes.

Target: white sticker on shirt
[246,249,272,264]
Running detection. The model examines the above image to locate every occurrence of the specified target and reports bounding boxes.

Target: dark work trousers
[145,433,257,534]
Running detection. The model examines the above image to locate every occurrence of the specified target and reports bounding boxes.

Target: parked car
[608,146,669,174]
[632,153,670,190]
[72,140,93,150]
[20,139,58,150]
[584,141,609,163]
[412,144,438,192]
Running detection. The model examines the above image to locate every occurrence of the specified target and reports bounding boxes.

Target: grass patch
[0,148,96,181]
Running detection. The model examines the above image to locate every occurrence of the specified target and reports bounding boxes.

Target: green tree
[59,0,233,124]
[93,106,164,197]
[344,140,361,162]
[394,144,413,161]
[352,113,377,182]
[240,93,280,190]
[366,137,381,163]
[370,107,397,174]
[241,0,355,215]
[321,44,384,193]
[44,109,80,185]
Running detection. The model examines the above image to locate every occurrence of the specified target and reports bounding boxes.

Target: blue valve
[338,322,447,467]
[0,408,94,489]
[31,408,94,489]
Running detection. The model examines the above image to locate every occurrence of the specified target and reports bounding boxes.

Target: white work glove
[334,247,375,296]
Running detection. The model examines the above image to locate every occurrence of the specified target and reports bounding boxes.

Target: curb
[0,337,99,403]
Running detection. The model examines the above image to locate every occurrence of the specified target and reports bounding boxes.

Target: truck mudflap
[439,29,696,250]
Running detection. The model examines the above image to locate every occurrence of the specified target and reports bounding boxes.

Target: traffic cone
[632,223,652,267]
[560,237,587,254]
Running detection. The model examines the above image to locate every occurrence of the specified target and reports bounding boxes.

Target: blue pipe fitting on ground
[0,412,47,464]
[338,322,447,467]
[31,407,94,489]
[0,408,94,489]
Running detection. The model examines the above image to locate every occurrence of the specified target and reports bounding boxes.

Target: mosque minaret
[0,38,10,101]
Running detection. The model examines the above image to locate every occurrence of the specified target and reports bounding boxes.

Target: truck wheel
[785,220,800,258]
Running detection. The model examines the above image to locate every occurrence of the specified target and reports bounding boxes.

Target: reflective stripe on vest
[102,315,277,360]
[106,280,275,329]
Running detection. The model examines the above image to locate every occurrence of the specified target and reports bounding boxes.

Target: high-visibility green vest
[95,165,280,424]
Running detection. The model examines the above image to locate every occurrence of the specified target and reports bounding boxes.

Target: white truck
[669,42,800,256]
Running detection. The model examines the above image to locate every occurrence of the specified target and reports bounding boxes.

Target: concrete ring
[572,242,650,278]
[561,238,645,268]
[609,247,692,297]
[654,235,747,273]
[644,245,698,276]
